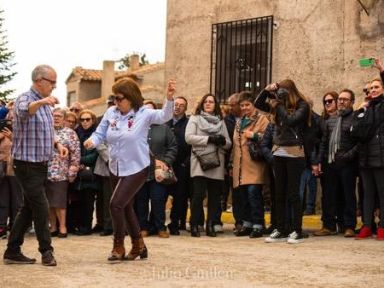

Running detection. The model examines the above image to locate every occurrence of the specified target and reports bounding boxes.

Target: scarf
[196,112,222,134]
[328,108,352,163]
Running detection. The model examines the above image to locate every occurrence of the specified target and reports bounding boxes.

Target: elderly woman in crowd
[185,93,232,237]
[74,109,100,235]
[135,100,178,238]
[64,111,78,130]
[231,91,269,238]
[46,108,80,238]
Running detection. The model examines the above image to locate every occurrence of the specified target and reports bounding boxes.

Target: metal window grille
[210,16,273,103]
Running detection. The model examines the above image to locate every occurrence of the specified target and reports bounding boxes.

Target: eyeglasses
[41,77,56,86]
[337,97,351,103]
[323,99,334,105]
[66,119,76,124]
[80,118,92,122]
[114,96,125,102]
[70,108,80,113]
[370,85,381,90]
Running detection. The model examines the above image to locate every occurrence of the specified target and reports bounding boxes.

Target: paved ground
[1,214,383,288]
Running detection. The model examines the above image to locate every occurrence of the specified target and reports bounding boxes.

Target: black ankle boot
[206,222,217,237]
[191,225,200,237]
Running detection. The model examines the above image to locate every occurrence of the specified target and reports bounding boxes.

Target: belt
[14,159,49,166]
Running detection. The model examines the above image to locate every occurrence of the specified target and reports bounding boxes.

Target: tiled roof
[66,63,164,84]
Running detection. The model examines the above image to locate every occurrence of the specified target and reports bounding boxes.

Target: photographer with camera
[254,79,310,244]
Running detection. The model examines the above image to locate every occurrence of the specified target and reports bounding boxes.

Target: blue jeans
[239,184,264,228]
[135,180,168,232]
[299,168,317,212]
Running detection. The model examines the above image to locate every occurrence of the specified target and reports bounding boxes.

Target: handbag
[77,166,94,181]
[248,140,264,161]
[193,149,220,171]
[154,166,177,185]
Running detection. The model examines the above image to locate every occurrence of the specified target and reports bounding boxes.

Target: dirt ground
[1,216,383,288]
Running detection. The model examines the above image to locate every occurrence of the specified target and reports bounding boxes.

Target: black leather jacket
[255,89,310,147]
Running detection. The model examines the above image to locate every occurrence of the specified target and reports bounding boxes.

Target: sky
[0,0,167,105]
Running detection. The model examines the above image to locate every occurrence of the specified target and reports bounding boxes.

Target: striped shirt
[12,88,55,162]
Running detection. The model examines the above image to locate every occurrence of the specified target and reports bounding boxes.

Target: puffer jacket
[318,108,358,167]
[254,89,310,147]
[358,95,384,168]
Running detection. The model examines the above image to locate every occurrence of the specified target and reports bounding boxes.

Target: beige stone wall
[165,0,384,113]
[78,82,101,102]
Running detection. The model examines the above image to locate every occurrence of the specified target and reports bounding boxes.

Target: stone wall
[165,0,384,113]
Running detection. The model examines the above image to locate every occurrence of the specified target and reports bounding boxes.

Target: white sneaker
[287,231,304,244]
[265,229,287,243]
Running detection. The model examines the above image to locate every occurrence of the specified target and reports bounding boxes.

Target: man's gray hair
[31,65,54,82]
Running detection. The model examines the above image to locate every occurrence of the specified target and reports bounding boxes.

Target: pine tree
[0,9,16,102]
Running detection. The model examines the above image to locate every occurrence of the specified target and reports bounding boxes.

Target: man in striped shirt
[3,65,68,267]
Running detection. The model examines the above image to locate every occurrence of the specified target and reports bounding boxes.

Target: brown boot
[108,238,125,261]
[126,237,148,260]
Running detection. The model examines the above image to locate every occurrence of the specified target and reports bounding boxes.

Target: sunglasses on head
[323,99,334,105]
[80,118,91,122]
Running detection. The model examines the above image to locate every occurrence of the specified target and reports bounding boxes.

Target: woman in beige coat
[232,91,269,238]
[185,93,231,237]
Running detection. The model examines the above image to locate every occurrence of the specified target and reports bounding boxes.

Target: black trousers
[190,176,223,226]
[0,175,23,229]
[168,163,190,229]
[322,163,357,230]
[360,167,384,228]
[7,160,53,253]
[272,156,305,233]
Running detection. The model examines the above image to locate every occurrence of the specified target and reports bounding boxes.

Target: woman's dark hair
[194,93,222,118]
[112,77,144,112]
[238,91,256,104]
[322,91,338,119]
[143,99,157,109]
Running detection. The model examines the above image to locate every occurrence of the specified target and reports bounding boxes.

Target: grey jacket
[94,142,110,177]
[185,115,232,180]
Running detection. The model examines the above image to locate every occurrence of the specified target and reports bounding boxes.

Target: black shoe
[167,223,180,235]
[3,249,36,264]
[99,229,113,236]
[263,225,275,235]
[179,222,187,231]
[50,231,59,237]
[249,228,263,238]
[190,225,200,237]
[206,222,217,237]
[42,250,57,266]
[235,227,252,236]
[58,232,68,238]
[73,228,92,236]
[92,224,103,233]
[233,224,242,234]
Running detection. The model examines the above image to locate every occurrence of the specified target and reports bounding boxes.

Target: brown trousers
[110,167,148,240]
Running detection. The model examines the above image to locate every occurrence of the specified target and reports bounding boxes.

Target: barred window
[210,16,274,103]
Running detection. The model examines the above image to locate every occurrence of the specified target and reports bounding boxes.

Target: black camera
[268,88,289,100]
[0,119,12,131]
